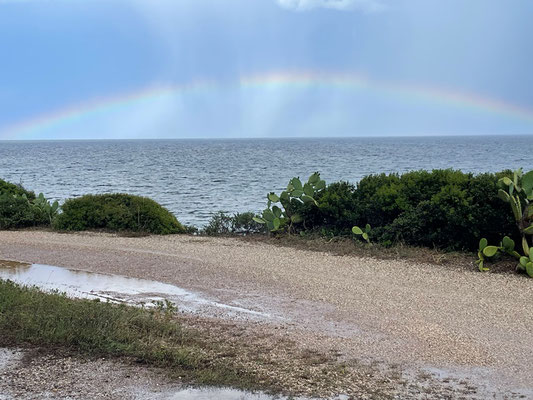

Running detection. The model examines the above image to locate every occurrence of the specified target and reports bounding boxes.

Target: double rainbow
[2,71,533,139]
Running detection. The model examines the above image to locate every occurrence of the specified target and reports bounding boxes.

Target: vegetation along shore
[1,168,532,275]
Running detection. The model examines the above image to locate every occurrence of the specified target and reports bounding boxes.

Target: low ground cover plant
[55,193,185,234]
[0,279,252,386]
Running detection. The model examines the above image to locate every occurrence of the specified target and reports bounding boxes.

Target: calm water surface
[0,136,532,226]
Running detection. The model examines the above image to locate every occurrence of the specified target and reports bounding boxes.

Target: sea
[0,135,532,227]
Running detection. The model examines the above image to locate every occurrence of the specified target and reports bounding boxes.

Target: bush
[0,178,36,200]
[354,170,475,228]
[0,179,52,229]
[232,212,265,234]
[0,193,48,229]
[54,193,185,234]
[380,191,476,250]
[300,181,358,235]
[202,211,265,236]
[202,212,233,235]
[299,169,515,251]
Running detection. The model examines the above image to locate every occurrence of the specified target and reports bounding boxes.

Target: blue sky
[0,0,532,139]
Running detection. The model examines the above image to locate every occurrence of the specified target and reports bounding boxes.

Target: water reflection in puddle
[168,387,287,399]
[162,387,349,400]
[0,260,270,319]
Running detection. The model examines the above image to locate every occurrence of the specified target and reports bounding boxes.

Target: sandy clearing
[0,230,532,398]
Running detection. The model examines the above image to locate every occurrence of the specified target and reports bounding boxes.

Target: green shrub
[0,193,41,229]
[380,196,471,250]
[300,181,358,235]
[231,212,265,234]
[202,211,265,235]
[202,211,233,235]
[353,172,403,227]
[0,178,36,200]
[54,193,185,234]
[0,179,55,229]
[0,193,48,229]
[298,169,515,251]
[462,171,517,247]
[354,170,477,228]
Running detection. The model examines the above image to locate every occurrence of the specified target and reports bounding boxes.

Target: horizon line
[1,132,532,142]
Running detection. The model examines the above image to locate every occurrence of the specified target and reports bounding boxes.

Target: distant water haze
[1,136,532,227]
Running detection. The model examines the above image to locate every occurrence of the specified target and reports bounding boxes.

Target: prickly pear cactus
[477,233,533,277]
[476,238,491,271]
[497,168,533,258]
[518,251,533,277]
[352,224,371,244]
[30,192,60,226]
[253,172,326,233]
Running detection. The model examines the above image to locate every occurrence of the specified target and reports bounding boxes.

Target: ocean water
[0,136,532,227]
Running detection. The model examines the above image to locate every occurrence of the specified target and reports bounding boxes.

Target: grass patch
[0,279,411,397]
[0,278,391,397]
[0,279,256,388]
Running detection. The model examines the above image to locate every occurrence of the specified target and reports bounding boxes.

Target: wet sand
[0,230,532,399]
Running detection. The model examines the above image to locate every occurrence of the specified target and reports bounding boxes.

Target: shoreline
[1,230,532,398]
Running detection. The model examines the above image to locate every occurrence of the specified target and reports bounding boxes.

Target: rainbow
[2,71,533,139]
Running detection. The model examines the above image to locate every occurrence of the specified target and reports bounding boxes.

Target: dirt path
[0,230,532,399]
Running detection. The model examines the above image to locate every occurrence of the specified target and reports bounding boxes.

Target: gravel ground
[0,348,186,400]
[0,230,532,399]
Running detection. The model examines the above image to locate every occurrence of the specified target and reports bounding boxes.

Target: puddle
[0,260,270,319]
[153,387,349,400]
[165,387,290,399]
[417,365,533,399]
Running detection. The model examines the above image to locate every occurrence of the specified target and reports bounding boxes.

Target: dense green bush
[55,193,185,234]
[0,179,49,229]
[0,178,36,200]
[0,194,48,229]
[299,181,358,235]
[299,169,516,251]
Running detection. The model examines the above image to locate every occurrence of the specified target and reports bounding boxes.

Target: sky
[0,0,532,139]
